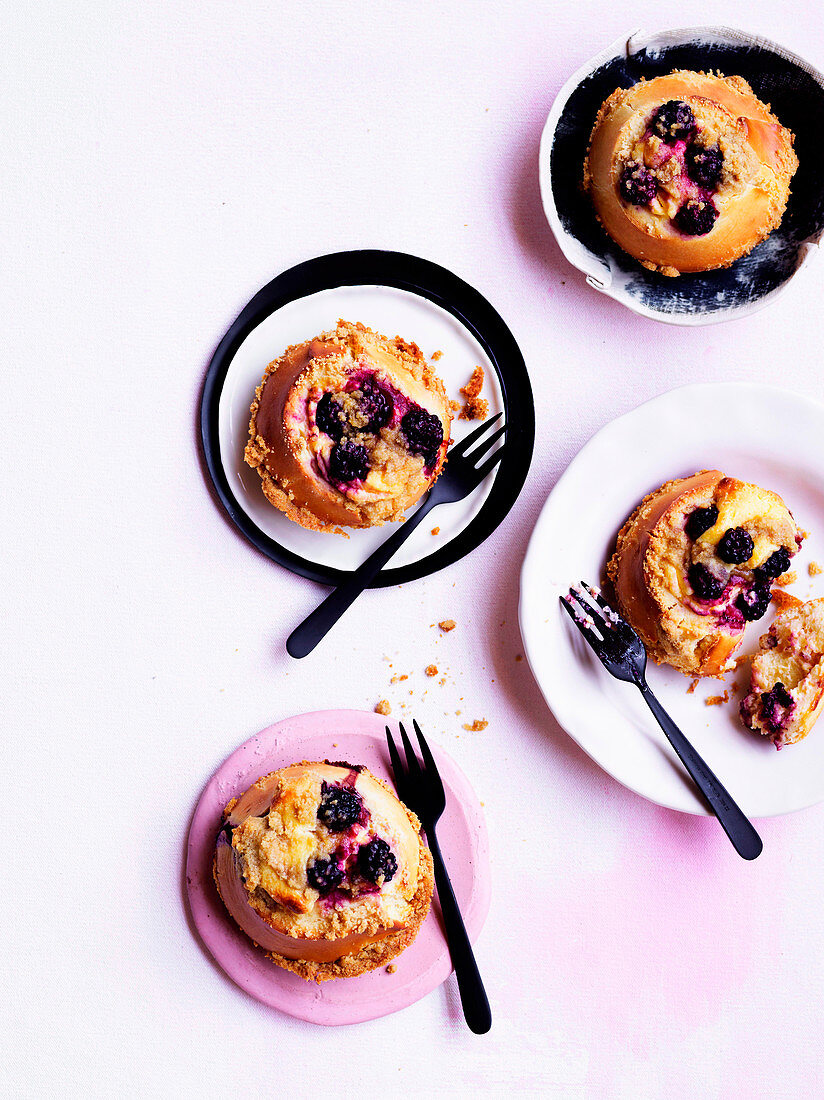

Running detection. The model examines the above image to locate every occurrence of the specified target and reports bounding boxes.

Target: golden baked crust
[270,846,434,981]
[213,760,434,982]
[583,70,798,275]
[244,320,452,531]
[607,472,802,677]
[741,599,824,748]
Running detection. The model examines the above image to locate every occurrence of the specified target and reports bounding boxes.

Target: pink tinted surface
[185,710,490,1025]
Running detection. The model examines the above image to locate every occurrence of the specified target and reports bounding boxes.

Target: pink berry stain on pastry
[741,599,824,749]
[583,71,798,276]
[244,320,452,532]
[607,471,803,678]
[213,760,434,981]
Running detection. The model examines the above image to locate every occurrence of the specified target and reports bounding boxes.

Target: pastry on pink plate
[583,70,798,275]
[213,760,434,981]
[741,599,824,749]
[244,320,451,531]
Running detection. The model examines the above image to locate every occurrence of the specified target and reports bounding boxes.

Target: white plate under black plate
[540,26,824,325]
[200,251,533,586]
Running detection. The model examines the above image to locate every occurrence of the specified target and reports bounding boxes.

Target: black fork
[286,414,506,658]
[561,583,763,861]
[386,720,492,1034]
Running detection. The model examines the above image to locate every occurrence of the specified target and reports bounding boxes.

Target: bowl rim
[538,24,824,327]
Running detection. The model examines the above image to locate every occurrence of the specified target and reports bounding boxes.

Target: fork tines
[385,719,444,806]
[560,582,631,652]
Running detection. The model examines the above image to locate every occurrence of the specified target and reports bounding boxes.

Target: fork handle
[286,493,437,658]
[426,828,492,1034]
[638,683,763,860]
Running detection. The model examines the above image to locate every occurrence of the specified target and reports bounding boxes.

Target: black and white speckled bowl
[539,27,824,325]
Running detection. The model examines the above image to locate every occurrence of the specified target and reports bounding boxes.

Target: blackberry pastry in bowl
[244,320,451,531]
[741,599,824,749]
[607,471,803,677]
[213,761,434,981]
[583,70,798,276]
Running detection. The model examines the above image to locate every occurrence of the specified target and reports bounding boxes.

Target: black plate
[549,29,824,319]
[200,250,534,587]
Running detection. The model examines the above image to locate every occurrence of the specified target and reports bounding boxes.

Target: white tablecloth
[5,2,824,1096]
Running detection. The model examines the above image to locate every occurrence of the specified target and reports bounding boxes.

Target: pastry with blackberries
[583,71,798,275]
[741,599,824,748]
[244,320,451,531]
[214,761,434,981]
[607,471,803,677]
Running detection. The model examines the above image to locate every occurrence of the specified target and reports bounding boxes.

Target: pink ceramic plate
[185,709,491,1025]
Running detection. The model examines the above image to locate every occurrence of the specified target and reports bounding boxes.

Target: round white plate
[520,382,824,817]
[219,284,503,572]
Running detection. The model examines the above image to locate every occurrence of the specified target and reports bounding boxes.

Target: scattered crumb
[375,700,391,716]
[687,679,700,695]
[431,527,440,536]
[449,399,461,413]
[425,665,438,677]
[385,964,397,974]
[390,674,409,683]
[431,350,443,362]
[455,710,462,715]
[439,677,447,686]
[439,620,456,632]
[515,654,523,662]
[776,570,798,587]
[462,719,488,731]
[458,366,489,421]
[809,561,823,577]
[705,692,729,707]
[773,590,804,611]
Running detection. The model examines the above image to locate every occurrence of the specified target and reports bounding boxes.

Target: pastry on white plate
[244,320,451,531]
[607,470,803,677]
[741,599,824,748]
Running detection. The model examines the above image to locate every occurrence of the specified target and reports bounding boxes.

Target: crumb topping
[458,366,489,421]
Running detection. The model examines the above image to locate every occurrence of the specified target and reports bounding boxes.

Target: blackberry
[328,440,370,484]
[650,100,696,142]
[688,562,727,601]
[317,783,363,832]
[401,406,444,467]
[735,579,772,622]
[717,527,754,564]
[761,547,792,578]
[306,857,344,895]
[619,162,657,206]
[674,199,718,236]
[357,837,397,885]
[358,380,393,432]
[685,505,719,541]
[760,682,794,734]
[685,143,723,188]
[316,392,346,440]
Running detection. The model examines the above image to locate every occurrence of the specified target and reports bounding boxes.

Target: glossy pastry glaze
[583,71,798,275]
